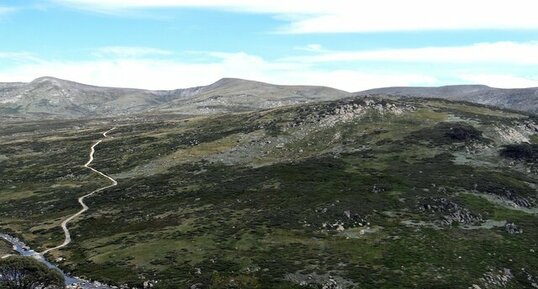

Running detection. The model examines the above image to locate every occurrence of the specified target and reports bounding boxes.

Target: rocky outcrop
[498,190,533,208]
[479,268,514,288]
[285,272,355,289]
[419,198,483,226]
[312,201,369,232]
[504,222,523,234]
[289,98,415,129]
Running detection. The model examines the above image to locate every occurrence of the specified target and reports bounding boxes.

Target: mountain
[2,78,537,121]
[158,78,350,115]
[0,77,350,120]
[1,95,537,288]
[358,85,538,114]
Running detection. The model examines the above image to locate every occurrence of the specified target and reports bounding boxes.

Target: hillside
[3,78,537,121]
[359,85,538,114]
[0,96,537,288]
[0,77,168,119]
[159,78,350,115]
[0,77,350,120]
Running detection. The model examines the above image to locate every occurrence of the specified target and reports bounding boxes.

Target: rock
[322,278,339,289]
[504,222,523,234]
[419,197,482,226]
[480,268,513,288]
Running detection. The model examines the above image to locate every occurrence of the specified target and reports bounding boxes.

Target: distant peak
[439,84,492,89]
[30,76,70,85]
[211,77,260,85]
[31,76,62,82]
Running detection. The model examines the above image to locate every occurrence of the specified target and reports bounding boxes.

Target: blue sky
[1,0,538,91]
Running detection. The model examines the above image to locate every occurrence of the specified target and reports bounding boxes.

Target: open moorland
[1,96,537,288]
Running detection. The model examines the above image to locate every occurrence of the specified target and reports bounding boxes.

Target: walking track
[41,128,117,255]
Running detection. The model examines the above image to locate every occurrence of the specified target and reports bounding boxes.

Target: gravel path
[41,128,117,255]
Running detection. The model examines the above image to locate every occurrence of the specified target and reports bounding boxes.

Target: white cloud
[284,1,538,33]
[0,50,436,91]
[93,46,173,58]
[283,41,538,65]
[2,43,538,91]
[50,0,538,33]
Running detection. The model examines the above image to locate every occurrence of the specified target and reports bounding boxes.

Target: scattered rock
[504,222,523,234]
[285,272,355,289]
[480,268,513,288]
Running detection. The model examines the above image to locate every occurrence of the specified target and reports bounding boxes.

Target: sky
[0,0,538,91]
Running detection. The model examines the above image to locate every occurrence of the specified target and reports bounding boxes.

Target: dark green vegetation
[501,144,538,162]
[0,256,65,289]
[0,96,537,288]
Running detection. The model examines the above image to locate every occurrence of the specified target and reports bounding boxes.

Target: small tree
[0,256,65,289]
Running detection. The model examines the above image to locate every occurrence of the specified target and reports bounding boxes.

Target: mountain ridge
[0,77,351,120]
[358,84,538,114]
[1,77,537,120]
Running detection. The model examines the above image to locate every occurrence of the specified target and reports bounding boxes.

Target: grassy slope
[0,239,13,256]
[0,97,536,288]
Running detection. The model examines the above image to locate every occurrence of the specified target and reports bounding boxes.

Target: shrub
[0,256,65,289]
[500,143,538,162]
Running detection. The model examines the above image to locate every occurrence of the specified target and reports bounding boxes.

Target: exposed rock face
[358,85,538,114]
[419,198,483,226]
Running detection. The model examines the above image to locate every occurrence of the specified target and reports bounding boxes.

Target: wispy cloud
[294,44,327,53]
[0,51,43,63]
[281,0,538,33]
[50,0,538,33]
[0,6,16,16]
[93,46,174,58]
[283,42,538,65]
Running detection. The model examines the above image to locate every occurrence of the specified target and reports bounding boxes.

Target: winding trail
[41,127,117,256]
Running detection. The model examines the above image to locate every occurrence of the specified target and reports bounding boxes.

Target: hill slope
[1,96,537,288]
[2,78,537,120]
[0,77,350,120]
[359,85,538,114]
[159,78,350,115]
